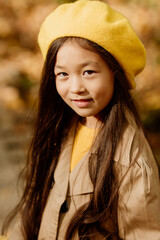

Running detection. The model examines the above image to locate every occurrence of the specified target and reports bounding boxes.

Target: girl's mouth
[73,99,92,108]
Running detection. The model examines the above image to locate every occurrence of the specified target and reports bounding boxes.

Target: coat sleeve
[117,129,160,240]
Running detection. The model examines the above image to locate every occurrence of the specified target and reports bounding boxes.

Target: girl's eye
[57,72,68,78]
[83,70,95,76]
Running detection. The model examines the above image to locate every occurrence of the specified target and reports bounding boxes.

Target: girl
[2,0,160,239]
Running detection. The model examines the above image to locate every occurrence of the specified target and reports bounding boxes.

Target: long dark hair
[2,37,142,239]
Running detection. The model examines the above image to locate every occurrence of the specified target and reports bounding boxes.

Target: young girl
[3,0,160,239]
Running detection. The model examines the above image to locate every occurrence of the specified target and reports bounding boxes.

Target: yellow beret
[38,0,146,88]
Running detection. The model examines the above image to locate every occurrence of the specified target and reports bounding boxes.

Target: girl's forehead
[56,41,101,62]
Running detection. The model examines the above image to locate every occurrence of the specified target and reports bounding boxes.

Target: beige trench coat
[9,116,160,240]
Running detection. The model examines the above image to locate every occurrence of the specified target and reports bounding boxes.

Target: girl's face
[54,41,114,127]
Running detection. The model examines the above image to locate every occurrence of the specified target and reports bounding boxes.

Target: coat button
[60,200,69,213]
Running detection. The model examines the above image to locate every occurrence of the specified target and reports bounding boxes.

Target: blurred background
[0,0,160,231]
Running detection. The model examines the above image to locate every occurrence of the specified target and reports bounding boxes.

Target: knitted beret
[38,0,146,88]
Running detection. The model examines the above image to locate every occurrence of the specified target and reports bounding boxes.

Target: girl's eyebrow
[55,61,99,69]
[54,65,65,70]
[80,62,99,67]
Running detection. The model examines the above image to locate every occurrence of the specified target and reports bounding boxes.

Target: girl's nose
[70,76,86,93]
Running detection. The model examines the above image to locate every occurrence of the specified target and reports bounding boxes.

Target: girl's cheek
[55,83,62,96]
[56,84,66,98]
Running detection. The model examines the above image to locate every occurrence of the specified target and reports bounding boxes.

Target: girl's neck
[80,116,101,129]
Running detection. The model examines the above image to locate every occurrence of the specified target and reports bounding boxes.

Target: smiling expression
[54,41,114,126]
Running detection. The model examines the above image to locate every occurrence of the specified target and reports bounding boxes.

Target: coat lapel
[68,151,94,196]
[53,121,77,197]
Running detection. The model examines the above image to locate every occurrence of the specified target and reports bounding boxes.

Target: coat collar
[53,111,137,199]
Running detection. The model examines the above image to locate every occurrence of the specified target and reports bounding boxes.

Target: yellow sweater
[70,121,96,172]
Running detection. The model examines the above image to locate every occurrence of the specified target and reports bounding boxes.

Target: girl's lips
[73,99,92,108]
